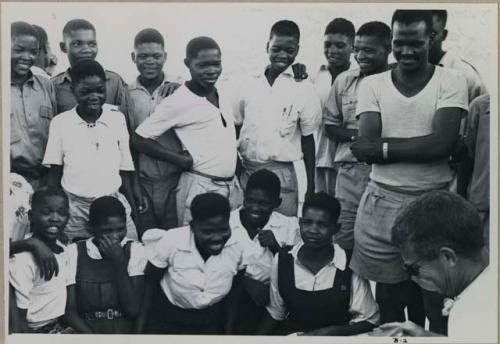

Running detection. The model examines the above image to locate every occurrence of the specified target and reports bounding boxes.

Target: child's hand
[98,236,125,264]
[29,237,60,281]
[257,230,280,251]
[242,275,270,307]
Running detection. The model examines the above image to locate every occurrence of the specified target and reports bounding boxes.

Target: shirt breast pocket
[279,104,300,138]
[37,105,53,143]
[341,95,358,127]
[10,113,22,145]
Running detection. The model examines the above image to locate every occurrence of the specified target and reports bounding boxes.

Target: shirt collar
[86,236,130,260]
[261,65,295,80]
[11,71,39,90]
[72,105,114,126]
[129,73,168,91]
[179,225,237,252]
[231,207,284,230]
[290,242,347,271]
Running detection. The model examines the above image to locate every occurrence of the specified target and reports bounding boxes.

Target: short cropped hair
[356,21,391,46]
[392,191,484,259]
[31,187,69,211]
[63,19,95,38]
[191,193,230,222]
[70,59,106,84]
[324,18,355,41]
[391,9,433,35]
[134,28,164,48]
[246,169,281,200]
[432,10,448,26]
[186,36,220,60]
[11,21,39,41]
[32,25,48,51]
[269,20,300,41]
[89,196,126,226]
[302,193,341,224]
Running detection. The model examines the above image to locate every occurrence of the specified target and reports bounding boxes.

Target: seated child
[257,193,380,335]
[140,193,245,334]
[64,196,147,334]
[229,169,300,334]
[9,187,73,333]
[43,59,138,242]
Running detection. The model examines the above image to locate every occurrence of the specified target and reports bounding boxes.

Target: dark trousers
[376,280,425,326]
[422,289,448,335]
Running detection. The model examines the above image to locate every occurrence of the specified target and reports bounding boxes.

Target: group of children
[9,8,489,336]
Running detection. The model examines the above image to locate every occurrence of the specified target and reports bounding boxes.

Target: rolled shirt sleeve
[348,273,380,325]
[9,255,35,309]
[135,98,179,140]
[142,228,173,269]
[324,77,344,127]
[128,242,148,276]
[116,112,135,171]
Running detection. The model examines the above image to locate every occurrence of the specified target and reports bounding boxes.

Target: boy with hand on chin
[9,188,73,333]
[229,169,300,334]
[257,193,379,336]
[43,60,140,241]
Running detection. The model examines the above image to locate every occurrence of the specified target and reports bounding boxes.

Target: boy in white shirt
[9,188,73,333]
[133,36,241,226]
[234,20,322,217]
[139,193,246,334]
[229,169,300,334]
[43,60,139,241]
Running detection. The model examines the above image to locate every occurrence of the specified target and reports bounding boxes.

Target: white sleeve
[348,273,380,325]
[42,116,63,166]
[299,84,322,136]
[142,229,173,269]
[265,253,288,321]
[9,254,36,309]
[65,243,78,286]
[128,242,148,276]
[355,77,380,117]
[135,97,182,140]
[284,217,301,247]
[232,82,245,126]
[437,70,469,111]
[116,113,135,171]
[324,77,344,126]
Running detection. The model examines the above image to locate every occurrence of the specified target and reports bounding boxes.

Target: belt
[189,170,234,182]
[84,309,122,320]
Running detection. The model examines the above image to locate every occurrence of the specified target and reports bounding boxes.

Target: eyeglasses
[403,256,427,277]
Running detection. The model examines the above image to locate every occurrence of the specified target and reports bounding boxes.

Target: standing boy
[51,19,130,116]
[234,20,322,217]
[133,36,240,226]
[129,28,188,234]
[140,193,246,334]
[312,18,355,196]
[324,21,392,251]
[349,10,468,326]
[43,60,138,241]
[10,22,57,190]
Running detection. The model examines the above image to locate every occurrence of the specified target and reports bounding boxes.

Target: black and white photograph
[2,2,497,343]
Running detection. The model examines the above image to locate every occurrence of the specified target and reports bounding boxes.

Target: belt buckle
[106,309,114,320]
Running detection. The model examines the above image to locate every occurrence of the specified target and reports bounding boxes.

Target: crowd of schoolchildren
[9,8,490,336]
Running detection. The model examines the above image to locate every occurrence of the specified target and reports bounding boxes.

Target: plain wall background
[2,2,496,93]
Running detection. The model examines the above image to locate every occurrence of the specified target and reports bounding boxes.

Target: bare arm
[46,165,63,188]
[325,124,358,143]
[301,134,316,196]
[130,132,193,169]
[351,108,463,164]
[63,285,93,334]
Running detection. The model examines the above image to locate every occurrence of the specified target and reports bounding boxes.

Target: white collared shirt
[9,239,70,327]
[42,104,135,198]
[143,227,245,309]
[234,66,322,163]
[266,242,380,325]
[230,208,300,283]
[65,237,148,285]
[448,267,496,341]
[135,84,237,177]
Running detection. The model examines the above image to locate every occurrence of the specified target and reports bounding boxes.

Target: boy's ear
[443,29,448,42]
[274,197,282,209]
[60,41,67,54]
[266,41,270,53]
[131,51,136,64]
[184,58,190,69]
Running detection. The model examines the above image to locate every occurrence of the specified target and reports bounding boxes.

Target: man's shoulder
[32,73,53,90]
[50,70,69,85]
[336,68,362,86]
[105,69,126,83]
